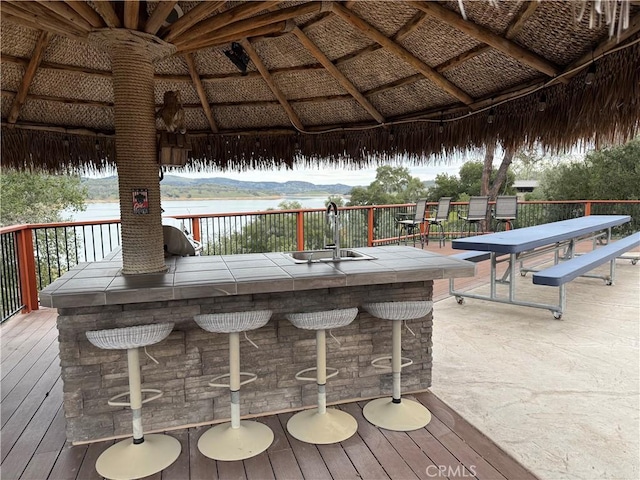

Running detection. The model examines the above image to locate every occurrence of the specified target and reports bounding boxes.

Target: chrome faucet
[326,202,340,260]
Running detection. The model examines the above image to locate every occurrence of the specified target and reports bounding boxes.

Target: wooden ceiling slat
[64,1,105,28]
[184,53,219,133]
[2,90,112,108]
[8,31,52,124]
[34,1,93,31]
[123,0,140,30]
[172,1,282,45]
[411,1,560,78]
[92,1,121,28]
[0,11,72,38]
[505,1,541,38]
[144,1,179,35]
[331,3,474,105]
[239,38,305,132]
[162,1,225,43]
[3,1,88,37]
[292,27,385,124]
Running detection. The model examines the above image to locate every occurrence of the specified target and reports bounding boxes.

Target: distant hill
[82,176,354,201]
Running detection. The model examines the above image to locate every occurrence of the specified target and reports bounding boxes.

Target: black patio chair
[397,198,428,247]
[461,196,489,236]
[426,197,451,247]
[494,195,518,231]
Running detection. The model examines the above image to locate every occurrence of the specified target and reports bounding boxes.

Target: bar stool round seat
[285,308,358,444]
[362,301,433,432]
[194,310,274,461]
[85,323,181,480]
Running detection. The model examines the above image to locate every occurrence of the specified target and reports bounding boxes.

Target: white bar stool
[85,323,181,480]
[362,301,433,431]
[285,308,358,444]
[194,310,274,461]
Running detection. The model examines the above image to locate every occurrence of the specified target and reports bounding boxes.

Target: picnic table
[449,215,633,319]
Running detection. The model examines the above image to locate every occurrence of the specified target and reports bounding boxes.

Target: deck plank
[162,430,192,480]
[277,412,332,480]
[1,311,52,363]
[407,427,477,480]
[75,440,113,480]
[417,391,538,480]
[339,410,390,480]
[244,448,275,480]
[342,402,420,480]
[47,443,88,480]
[188,427,218,480]
[263,414,304,479]
[217,459,247,480]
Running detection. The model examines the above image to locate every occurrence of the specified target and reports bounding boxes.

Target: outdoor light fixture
[585,63,596,85]
[538,93,547,112]
[224,42,250,75]
[487,108,495,124]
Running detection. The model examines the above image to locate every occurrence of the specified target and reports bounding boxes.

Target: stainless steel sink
[284,249,376,263]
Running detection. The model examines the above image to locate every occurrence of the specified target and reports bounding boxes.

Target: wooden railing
[1,200,638,322]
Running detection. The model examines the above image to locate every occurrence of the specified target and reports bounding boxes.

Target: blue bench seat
[449,251,491,263]
[533,233,640,287]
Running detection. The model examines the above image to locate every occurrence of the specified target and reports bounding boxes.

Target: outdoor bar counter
[40,246,474,443]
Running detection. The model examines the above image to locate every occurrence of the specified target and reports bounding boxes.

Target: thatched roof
[1,0,639,173]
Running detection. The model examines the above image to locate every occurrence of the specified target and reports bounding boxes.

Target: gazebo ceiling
[1,0,639,172]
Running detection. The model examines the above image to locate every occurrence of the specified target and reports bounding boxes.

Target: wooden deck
[1,294,537,480]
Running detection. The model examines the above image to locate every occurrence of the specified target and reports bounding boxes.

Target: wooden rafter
[92,0,120,28]
[411,1,559,78]
[163,1,225,42]
[292,27,385,124]
[64,1,105,28]
[505,1,540,38]
[2,90,112,108]
[2,1,88,37]
[8,31,51,124]
[123,0,140,30]
[34,1,93,31]
[331,3,474,105]
[177,21,294,55]
[172,1,281,46]
[144,1,179,35]
[239,39,305,132]
[183,54,218,133]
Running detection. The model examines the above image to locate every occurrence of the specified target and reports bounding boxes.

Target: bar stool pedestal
[362,302,433,432]
[86,323,181,480]
[194,310,274,461]
[286,308,358,444]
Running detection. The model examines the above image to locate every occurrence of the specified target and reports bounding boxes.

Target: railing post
[190,217,201,242]
[297,210,305,251]
[15,227,39,313]
[584,201,591,216]
[367,207,375,247]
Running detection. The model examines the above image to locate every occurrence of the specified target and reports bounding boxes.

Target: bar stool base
[363,397,431,431]
[95,434,181,480]
[198,420,274,461]
[287,408,357,444]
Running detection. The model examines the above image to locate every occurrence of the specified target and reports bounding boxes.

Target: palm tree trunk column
[93,31,176,274]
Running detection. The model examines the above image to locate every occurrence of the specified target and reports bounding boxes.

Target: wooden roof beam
[64,1,105,28]
[239,39,306,132]
[92,0,121,28]
[292,27,385,124]
[8,31,52,124]
[172,1,282,45]
[410,1,560,78]
[34,1,93,31]
[144,1,179,35]
[331,3,474,105]
[3,1,88,37]
[162,1,225,42]
[184,53,219,133]
[123,0,140,30]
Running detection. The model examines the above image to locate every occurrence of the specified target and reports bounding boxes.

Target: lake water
[66,197,333,222]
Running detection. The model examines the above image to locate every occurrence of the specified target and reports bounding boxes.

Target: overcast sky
[163,157,473,186]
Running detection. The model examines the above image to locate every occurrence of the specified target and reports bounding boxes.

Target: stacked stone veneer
[58,281,433,443]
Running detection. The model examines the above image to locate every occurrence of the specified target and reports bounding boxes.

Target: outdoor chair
[494,195,518,231]
[460,196,489,236]
[426,197,451,247]
[397,199,428,247]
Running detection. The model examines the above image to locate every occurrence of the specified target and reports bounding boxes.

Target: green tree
[1,170,87,226]
[541,138,640,201]
[426,161,515,201]
[347,166,427,206]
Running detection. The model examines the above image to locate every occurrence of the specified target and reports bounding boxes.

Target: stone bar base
[57,281,433,443]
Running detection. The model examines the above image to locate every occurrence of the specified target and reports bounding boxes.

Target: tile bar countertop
[39,246,475,308]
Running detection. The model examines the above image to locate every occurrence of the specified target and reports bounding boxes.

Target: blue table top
[451,215,631,254]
